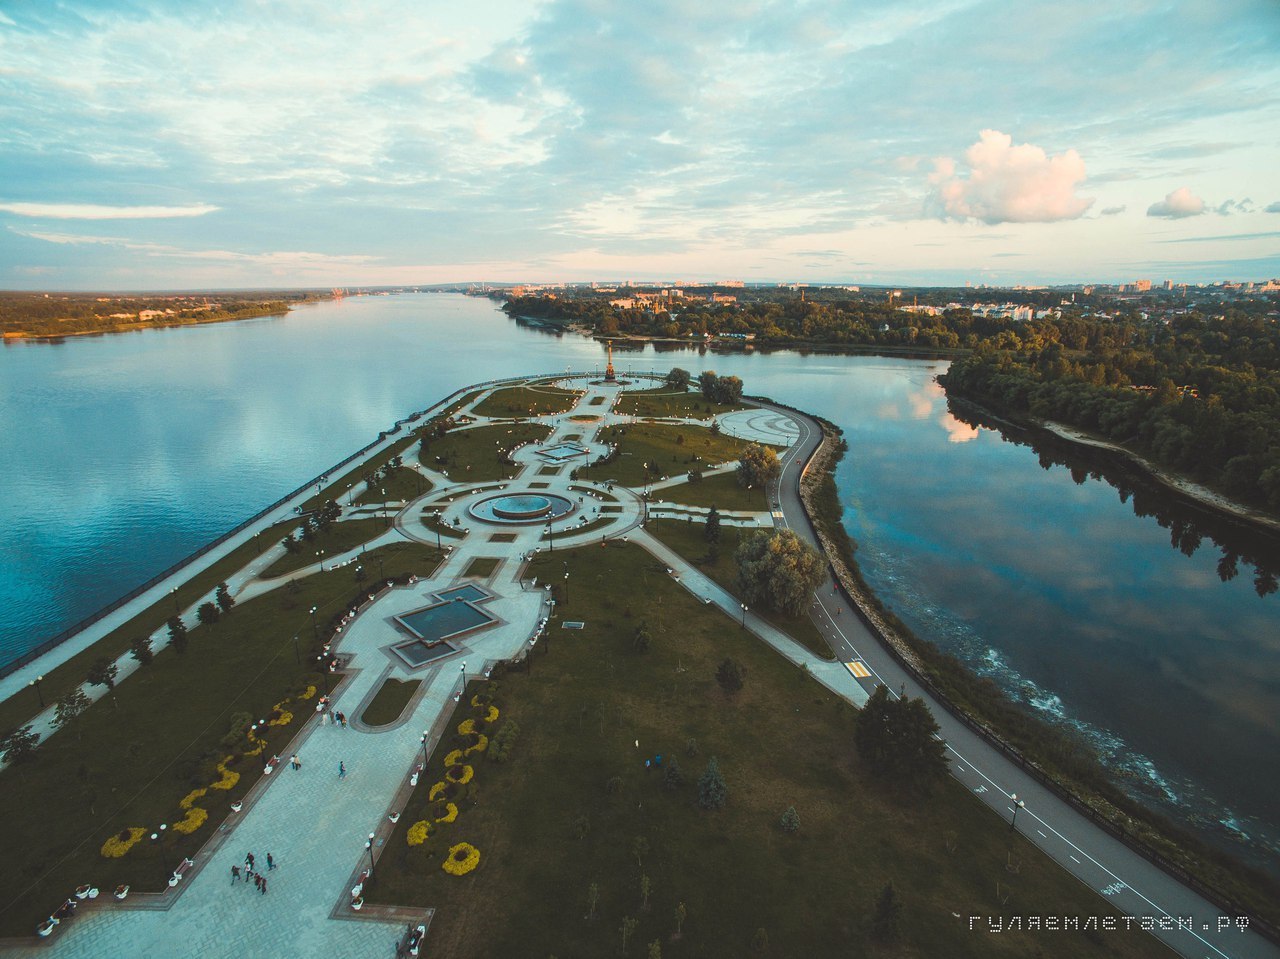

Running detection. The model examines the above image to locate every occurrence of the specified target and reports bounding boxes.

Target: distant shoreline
[2,303,293,342]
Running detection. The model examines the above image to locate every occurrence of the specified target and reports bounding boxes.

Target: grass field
[361,678,421,727]
[352,465,430,506]
[473,386,581,418]
[655,471,768,513]
[418,423,552,482]
[647,519,833,661]
[299,434,419,513]
[260,518,388,578]
[463,557,501,578]
[599,423,754,487]
[616,387,743,419]
[367,543,1164,959]
[0,540,442,937]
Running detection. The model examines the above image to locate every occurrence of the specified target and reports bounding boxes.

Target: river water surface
[2,293,1277,867]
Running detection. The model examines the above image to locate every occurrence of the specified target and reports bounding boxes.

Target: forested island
[0,290,327,339]
[500,284,1280,515]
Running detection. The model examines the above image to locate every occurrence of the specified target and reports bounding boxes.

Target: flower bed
[100,827,146,859]
[442,842,480,876]
[407,820,432,846]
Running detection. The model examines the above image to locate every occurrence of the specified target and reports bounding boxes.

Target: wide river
[3,293,1277,868]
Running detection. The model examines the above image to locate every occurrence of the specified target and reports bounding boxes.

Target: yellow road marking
[845,660,871,679]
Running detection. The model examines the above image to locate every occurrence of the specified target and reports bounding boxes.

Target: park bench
[168,857,195,886]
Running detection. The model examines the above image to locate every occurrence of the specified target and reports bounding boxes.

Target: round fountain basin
[469,492,575,525]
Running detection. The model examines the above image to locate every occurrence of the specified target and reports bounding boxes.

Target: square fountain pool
[395,599,496,644]
[536,442,590,462]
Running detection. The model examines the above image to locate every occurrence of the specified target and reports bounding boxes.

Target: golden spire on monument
[604,341,616,382]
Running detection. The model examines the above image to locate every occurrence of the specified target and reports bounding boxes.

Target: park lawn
[419,512,466,542]
[352,465,430,506]
[368,543,1165,959]
[260,518,388,578]
[655,471,768,513]
[362,678,421,727]
[300,433,420,513]
[599,423,754,487]
[418,423,552,483]
[473,386,581,418]
[615,386,743,419]
[648,519,833,661]
[0,518,298,738]
[463,557,501,579]
[0,540,443,938]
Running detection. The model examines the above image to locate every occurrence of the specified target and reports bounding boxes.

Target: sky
[1,0,1278,290]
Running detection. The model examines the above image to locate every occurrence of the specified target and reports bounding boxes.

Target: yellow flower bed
[464,734,488,756]
[210,758,240,791]
[457,718,476,736]
[428,781,449,801]
[444,749,465,767]
[172,806,208,835]
[434,802,459,824]
[446,764,473,785]
[300,684,317,700]
[179,787,208,810]
[442,842,480,876]
[483,705,499,723]
[100,827,146,859]
[407,820,432,846]
[469,694,485,708]
[268,710,293,727]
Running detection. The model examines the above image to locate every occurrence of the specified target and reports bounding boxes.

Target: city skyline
[1,0,1278,290]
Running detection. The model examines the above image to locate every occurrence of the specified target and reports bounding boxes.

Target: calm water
[2,294,1277,865]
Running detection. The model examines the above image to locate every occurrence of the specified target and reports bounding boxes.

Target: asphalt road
[753,397,1279,959]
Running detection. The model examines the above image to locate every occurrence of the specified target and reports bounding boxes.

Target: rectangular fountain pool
[536,442,590,462]
[395,600,496,644]
[436,584,491,603]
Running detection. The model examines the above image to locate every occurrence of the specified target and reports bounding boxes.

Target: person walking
[339,761,347,779]
[266,852,275,871]
[259,874,267,895]
[230,865,240,885]
[245,852,255,874]
[253,873,262,893]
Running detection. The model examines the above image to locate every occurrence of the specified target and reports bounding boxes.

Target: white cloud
[926,130,1093,224]
[1101,205,1126,216]
[15,229,376,269]
[0,202,218,219]
[1267,201,1280,214]
[1147,187,1205,218]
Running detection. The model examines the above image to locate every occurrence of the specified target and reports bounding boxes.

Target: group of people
[230,851,274,895]
[316,695,348,729]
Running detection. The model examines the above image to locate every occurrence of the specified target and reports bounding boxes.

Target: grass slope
[419,423,552,483]
[473,386,581,418]
[599,423,754,487]
[616,387,742,419]
[655,471,768,513]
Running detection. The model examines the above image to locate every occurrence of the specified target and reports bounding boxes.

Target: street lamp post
[545,523,554,552]
[29,675,44,708]
[563,571,569,606]
[310,606,319,642]
[151,824,169,883]
[419,730,430,768]
[317,655,330,695]
[365,832,376,877]
[1010,794,1025,831]
[170,587,179,613]
[291,633,300,664]
[460,661,467,697]
[740,603,748,630]
[432,511,442,551]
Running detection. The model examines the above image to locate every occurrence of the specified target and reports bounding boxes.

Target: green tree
[639,872,651,910]
[751,927,770,953]
[854,685,948,789]
[674,901,687,938]
[197,602,221,626]
[620,916,639,955]
[128,635,153,667]
[736,443,781,489]
[704,505,721,543]
[215,581,235,613]
[697,756,728,809]
[871,880,903,940]
[167,615,189,654]
[281,532,300,554]
[663,755,683,790]
[715,657,744,696]
[647,940,662,959]
[666,367,691,390]
[0,724,39,766]
[586,882,600,920]
[780,805,800,833]
[735,529,824,617]
[697,370,719,400]
[53,689,91,738]
[87,656,118,692]
[632,621,652,654]
[631,835,649,867]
